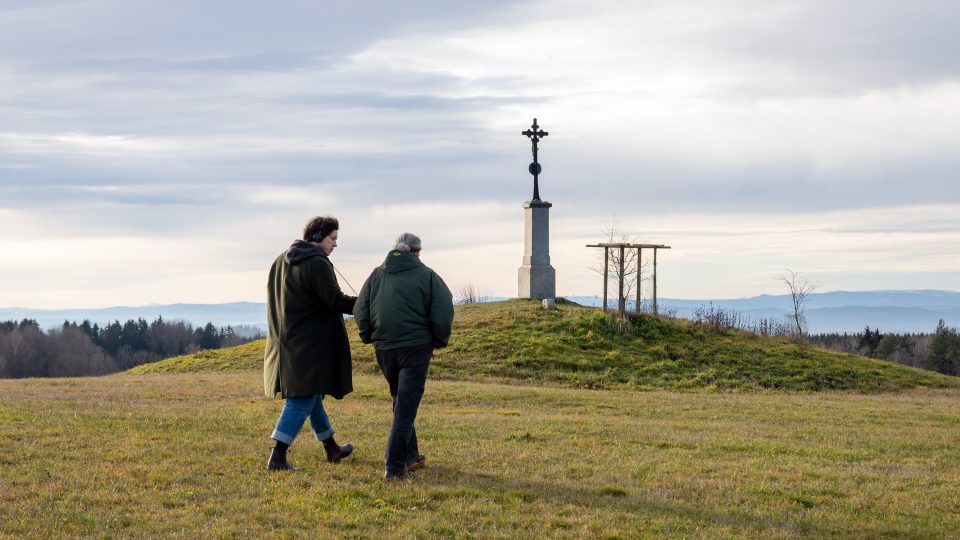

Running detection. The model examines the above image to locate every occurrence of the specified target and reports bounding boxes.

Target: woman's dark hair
[303,216,339,242]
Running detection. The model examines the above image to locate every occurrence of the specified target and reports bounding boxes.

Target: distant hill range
[3,290,959,335]
[0,302,267,336]
[566,290,960,334]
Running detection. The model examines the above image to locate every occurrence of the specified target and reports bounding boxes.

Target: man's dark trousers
[375,344,432,476]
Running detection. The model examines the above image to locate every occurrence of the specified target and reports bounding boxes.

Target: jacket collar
[381,249,424,273]
[284,240,327,265]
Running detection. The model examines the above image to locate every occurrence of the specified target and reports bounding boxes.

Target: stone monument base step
[518,264,556,300]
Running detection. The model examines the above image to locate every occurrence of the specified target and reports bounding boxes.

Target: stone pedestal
[518,200,556,299]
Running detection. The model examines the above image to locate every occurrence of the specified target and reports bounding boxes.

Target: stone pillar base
[518,264,555,300]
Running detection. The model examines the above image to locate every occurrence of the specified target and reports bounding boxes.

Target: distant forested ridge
[0,317,260,378]
[810,319,960,377]
[668,302,958,377]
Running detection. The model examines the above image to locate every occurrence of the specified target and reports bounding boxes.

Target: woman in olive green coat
[263,216,356,471]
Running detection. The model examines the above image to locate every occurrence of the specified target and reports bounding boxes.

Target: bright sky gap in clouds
[1,0,958,309]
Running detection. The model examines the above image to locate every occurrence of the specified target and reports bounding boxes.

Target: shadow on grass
[407,464,904,538]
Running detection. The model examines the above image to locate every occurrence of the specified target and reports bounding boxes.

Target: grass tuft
[600,486,628,497]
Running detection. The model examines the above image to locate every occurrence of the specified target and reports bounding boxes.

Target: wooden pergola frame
[585,243,671,317]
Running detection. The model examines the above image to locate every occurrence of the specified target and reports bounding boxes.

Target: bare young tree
[779,270,818,336]
[590,223,647,312]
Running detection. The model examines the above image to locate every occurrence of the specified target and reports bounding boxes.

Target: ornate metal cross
[521,118,548,201]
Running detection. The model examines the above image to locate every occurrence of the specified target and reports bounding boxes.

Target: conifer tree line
[0,317,260,378]
[667,304,957,377]
[810,319,960,376]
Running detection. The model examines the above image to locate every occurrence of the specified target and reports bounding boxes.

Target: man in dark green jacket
[354,232,453,480]
[263,216,356,471]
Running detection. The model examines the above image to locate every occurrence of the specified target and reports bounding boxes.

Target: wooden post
[618,245,625,316]
[636,247,642,314]
[653,248,659,316]
[587,243,668,316]
[603,247,610,312]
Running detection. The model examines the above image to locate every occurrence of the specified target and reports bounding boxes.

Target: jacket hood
[284,240,327,265]
[381,250,424,274]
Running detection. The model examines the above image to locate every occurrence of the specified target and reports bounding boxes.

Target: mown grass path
[2,372,959,538]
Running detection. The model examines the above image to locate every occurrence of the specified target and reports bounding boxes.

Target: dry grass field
[2,371,959,538]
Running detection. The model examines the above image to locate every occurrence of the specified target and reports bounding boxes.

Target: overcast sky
[1,0,958,308]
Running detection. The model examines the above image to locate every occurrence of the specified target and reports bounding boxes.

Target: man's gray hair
[394,232,422,252]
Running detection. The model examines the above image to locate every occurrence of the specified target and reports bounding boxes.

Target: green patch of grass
[131,299,960,393]
[600,485,628,497]
[126,340,265,374]
[1,373,959,537]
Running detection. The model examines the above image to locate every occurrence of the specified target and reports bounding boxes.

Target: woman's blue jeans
[271,393,334,445]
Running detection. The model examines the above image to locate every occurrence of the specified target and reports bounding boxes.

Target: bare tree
[455,283,489,305]
[0,323,113,378]
[0,324,45,377]
[456,283,479,304]
[590,223,647,312]
[779,270,818,335]
[45,326,115,376]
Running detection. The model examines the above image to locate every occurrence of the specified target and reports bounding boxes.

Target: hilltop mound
[128,299,960,392]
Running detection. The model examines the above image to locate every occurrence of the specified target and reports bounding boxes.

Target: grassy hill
[129,299,959,392]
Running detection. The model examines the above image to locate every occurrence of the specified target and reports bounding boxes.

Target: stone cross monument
[518,118,556,300]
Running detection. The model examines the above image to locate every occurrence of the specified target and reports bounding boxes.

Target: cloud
[1,0,958,307]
